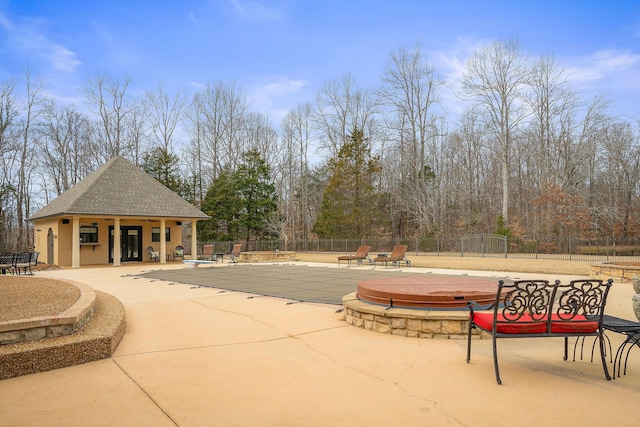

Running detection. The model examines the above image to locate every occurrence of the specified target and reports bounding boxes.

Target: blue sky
[1,0,639,123]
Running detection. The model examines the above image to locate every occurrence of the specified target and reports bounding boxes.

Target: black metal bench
[466,278,613,384]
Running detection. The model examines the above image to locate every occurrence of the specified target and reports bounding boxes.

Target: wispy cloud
[1,15,81,72]
[249,76,309,122]
[0,12,12,30]
[565,49,640,85]
[562,49,640,104]
[190,81,207,90]
[434,40,640,114]
[47,45,81,72]
[226,0,281,22]
[260,76,307,95]
[433,37,489,114]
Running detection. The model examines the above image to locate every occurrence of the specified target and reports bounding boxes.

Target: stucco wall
[33,219,59,265]
[33,217,184,266]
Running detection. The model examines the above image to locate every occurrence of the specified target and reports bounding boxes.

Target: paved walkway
[1,262,639,426]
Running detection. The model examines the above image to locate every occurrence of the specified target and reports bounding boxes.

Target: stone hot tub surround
[590,261,640,282]
[344,275,501,338]
[343,293,480,338]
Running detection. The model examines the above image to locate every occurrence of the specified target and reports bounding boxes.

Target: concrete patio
[1,261,639,426]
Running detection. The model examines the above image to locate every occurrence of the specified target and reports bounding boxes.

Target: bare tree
[38,101,93,197]
[0,78,18,252]
[83,73,137,162]
[16,69,47,249]
[279,103,313,242]
[447,107,492,233]
[184,94,206,204]
[461,39,531,226]
[126,99,149,166]
[377,41,444,236]
[242,111,278,166]
[596,120,640,238]
[313,73,378,159]
[146,82,186,152]
[188,80,249,183]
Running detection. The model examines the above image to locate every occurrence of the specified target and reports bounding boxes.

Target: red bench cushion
[549,314,598,334]
[472,313,547,334]
[472,313,599,334]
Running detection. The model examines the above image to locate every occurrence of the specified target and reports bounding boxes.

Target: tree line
[1,39,640,253]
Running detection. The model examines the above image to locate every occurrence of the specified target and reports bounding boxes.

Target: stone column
[191,220,198,261]
[160,218,167,264]
[71,216,80,269]
[113,218,121,266]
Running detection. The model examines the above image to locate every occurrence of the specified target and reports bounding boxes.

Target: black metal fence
[195,235,640,262]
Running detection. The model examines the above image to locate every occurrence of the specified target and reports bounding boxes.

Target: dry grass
[294,253,592,276]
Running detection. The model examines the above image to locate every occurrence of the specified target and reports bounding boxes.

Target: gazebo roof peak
[29,156,208,221]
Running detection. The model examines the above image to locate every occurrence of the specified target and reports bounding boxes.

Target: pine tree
[141,147,184,194]
[199,168,241,241]
[313,127,383,238]
[200,151,279,243]
[235,150,279,242]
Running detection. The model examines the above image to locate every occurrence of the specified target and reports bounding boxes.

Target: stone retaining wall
[0,280,96,345]
[239,251,296,263]
[0,291,126,380]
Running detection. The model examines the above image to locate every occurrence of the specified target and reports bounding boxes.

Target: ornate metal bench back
[496,280,552,323]
[550,279,612,322]
[0,253,14,264]
[15,252,31,263]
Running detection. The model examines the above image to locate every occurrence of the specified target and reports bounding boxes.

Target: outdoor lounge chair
[202,244,214,261]
[373,245,411,268]
[147,246,159,262]
[230,244,242,263]
[337,245,372,267]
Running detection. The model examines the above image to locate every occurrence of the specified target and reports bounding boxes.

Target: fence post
[461,237,464,257]
[504,235,507,258]
[569,238,572,261]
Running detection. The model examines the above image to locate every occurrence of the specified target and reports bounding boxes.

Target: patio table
[602,314,640,377]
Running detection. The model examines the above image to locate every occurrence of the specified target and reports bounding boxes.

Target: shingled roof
[30,156,209,221]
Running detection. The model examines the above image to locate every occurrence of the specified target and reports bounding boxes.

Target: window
[80,224,98,243]
[151,227,170,242]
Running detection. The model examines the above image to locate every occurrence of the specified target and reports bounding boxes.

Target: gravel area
[0,276,81,321]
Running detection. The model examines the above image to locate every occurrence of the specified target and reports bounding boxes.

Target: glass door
[109,226,143,262]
